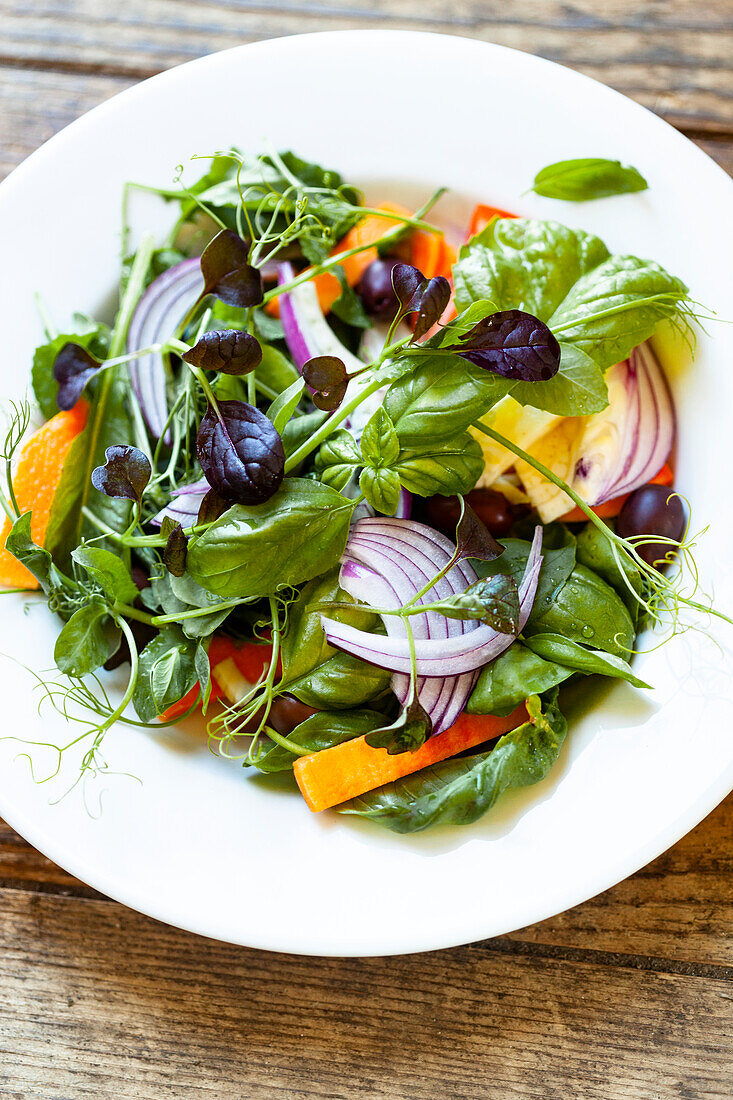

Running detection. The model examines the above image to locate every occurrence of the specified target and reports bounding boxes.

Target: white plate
[0,31,731,957]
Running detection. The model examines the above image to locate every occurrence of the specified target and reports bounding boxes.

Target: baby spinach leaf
[395,433,484,497]
[360,407,400,468]
[505,342,608,416]
[145,572,231,640]
[53,343,102,410]
[282,408,328,459]
[384,353,501,445]
[286,652,391,710]
[200,229,263,308]
[267,377,305,435]
[359,466,401,516]
[53,601,120,678]
[474,536,576,618]
[532,158,648,201]
[575,522,643,621]
[91,445,151,503]
[196,399,285,504]
[467,642,573,715]
[183,329,262,375]
[256,343,300,394]
[302,355,348,411]
[187,479,355,599]
[133,629,198,723]
[455,309,561,382]
[71,546,139,605]
[253,709,385,773]
[341,693,567,832]
[523,562,635,657]
[5,512,61,594]
[523,633,650,689]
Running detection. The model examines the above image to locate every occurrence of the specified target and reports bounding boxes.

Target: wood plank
[0,887,730,1100]
[0,0,731,133]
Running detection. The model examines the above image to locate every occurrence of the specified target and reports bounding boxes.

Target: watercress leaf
[456,500,504,562]
[467,642,573,715]
[53,601,120,677]
[162,522,188,577]
[187,478,355,599]
[183,329,262,376]
[267,377,306,435]
[133,629,197,723]
[302,355,348,411]
[548,254,689,371]
[91,444,151,503]
[342,692,567,831]
[365,696,432,755]
[200,229,264,308]
[454,218,610,318]
[384,353,501,445]
[196,399,285,505]
[360,407,400,468]
[395,435,485,498]
[253,709,385,773]
[197,487,229,526]
[5,512,60,593]
[455,309,561,382]
[532,158,649,201]
[53,343,102,410]
[523,562,635,656]
[32,320,111,420]
[71,545,139,605]
[359,466,401,516]
[523,633,650,688]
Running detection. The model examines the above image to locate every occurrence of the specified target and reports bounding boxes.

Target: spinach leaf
[133,629,198,723]
[53,601,120,677]
[474,535,577,621]
[267,377,305,435]
[256,344,300,395]
[575,522,643,621]
[507,342,608,416]
[384,353,501,445]
[467,642,573,715]
[395,433,484,496]
[196,399,285,505]
[32,315,110,420]
[5,512,62,594]
[187,479,355,599]
[282,409,328,459]
[285,652,390,710]
[523,633,650,689]
[253,709,384,773]
[71,546,139,605]
[523,562,635,656]
[143,572,233,640]
[532,159,648,201]
[341,693,566,832]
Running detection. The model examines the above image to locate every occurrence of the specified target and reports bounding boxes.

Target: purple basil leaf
[391,263,451,340]
[197,487,229,525]
[91,445,151,503]
[200,229,264,308]
[457,309,561,382]
[466,574,520,634]
[302,355,349,411]
[196,399,285,505]
[53,342,101,410]
[162,521,188,577]
[456,500,504,562]
[365,696,433,755]
[183,330,262,375]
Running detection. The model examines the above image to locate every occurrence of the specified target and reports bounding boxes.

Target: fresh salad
[0,149,719,832]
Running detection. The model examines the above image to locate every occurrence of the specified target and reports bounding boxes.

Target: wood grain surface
[0,2,731,1097]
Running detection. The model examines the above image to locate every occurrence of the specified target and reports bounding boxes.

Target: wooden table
[0,3,731,1096]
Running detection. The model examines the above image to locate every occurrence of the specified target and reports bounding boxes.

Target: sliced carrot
[410,229,444,279]
[294,704,528,813]
[0,401,89,590]
[559,463,674,523]
[468,203,517,238]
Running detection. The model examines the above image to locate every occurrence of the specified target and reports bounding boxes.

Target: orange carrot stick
[468,203,517,237]
[294,704,528,812]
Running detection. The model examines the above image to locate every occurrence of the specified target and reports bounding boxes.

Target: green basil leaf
[341,692,567,832]
[395,432,484,496]
[253,709,385,773]
[360,407,400,468]
[195,641,213,711]
[523,562,635,657]
[188,479,355,599]
[523,633,650,689]
[359,466,401,516]
[267,376,305,434]
[314,429,361,490]
[384,353,500,445]
[53,601,120,677]
[71,546,139,605]
[4,512,61,594]
[467,642,574,715]
[532,159,648,201]
[133,629,197,723]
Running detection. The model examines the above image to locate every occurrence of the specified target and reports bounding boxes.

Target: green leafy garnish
[531,159,649,201]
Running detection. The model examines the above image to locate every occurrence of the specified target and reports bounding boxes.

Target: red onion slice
[151,476,209,528]
[277,262,363,373]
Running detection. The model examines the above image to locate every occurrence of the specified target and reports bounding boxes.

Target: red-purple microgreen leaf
[183,330,262,375]
[455,500,504,562]
[91,445,151,503]
[456,309,561,382]
[302,355,349,412]
[365,696,433,755]
[200,229,264,308]
[161,521,188,578]
[466,574,520,634]
[196,399,285,505]
[197,487,229,525]
[391,263,451,340]
[53,342,101,410]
